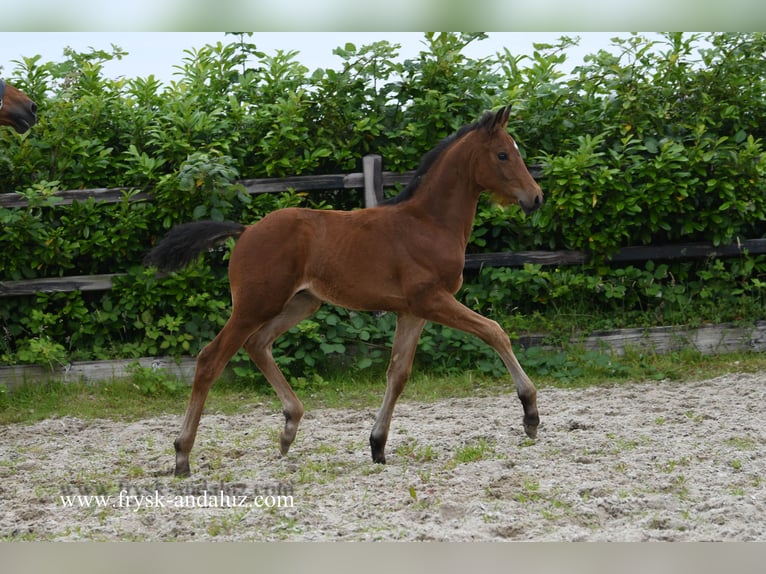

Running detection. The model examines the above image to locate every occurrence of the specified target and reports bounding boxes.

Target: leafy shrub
[1,32,766,377]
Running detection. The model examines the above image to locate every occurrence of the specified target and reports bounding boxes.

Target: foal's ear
[491,105,512,130]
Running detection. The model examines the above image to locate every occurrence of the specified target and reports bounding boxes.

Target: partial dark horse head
[0,79,38,134]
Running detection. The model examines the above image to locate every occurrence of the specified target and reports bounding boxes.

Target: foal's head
[470,105,542,214]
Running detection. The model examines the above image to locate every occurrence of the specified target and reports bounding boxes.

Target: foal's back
[228,204,465,314]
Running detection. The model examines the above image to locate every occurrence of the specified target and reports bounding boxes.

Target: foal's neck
[408,136,483,247]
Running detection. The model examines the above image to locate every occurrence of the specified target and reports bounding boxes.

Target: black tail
[143,220,246,272]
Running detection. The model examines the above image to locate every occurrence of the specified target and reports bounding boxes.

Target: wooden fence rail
[462,239,766,270]
[0,154,413,209]
[4,239,766,298]
[1,155,763,299]
[1,154,396,296]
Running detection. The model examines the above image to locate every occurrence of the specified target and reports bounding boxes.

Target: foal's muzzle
[520,192,543,215]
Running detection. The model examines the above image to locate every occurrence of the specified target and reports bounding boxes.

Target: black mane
[380,110,497,206]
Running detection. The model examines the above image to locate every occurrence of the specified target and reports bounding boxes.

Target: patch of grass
[3,351,766,425]
[314,443,338,456]
[449,437,495,467]
[606,433,641,454]
[0,375,274,425]
[659,475,690,500]
[724,437,757,451]
[293,459,356,485]
[395,437,437,463]
[658,457,691,473]
[206,509,249,537]
[513,479,542,504]
[684,410,705,423]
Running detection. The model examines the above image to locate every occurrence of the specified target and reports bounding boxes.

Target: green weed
[450,437,495,467]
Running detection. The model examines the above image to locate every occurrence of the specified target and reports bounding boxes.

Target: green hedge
[2,32,766,376]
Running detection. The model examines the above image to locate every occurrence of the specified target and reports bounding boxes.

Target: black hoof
[174,463,191,478]
[279,433,292,456]
[523,414,540,439]
[174,439,191,477]
[370,435,386,464]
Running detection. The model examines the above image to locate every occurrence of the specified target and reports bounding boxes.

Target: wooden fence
[2,154,766,387]
[2,154,765,297]
[0,154,401,297]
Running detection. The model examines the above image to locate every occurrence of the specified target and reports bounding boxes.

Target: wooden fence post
[363,154,383,208]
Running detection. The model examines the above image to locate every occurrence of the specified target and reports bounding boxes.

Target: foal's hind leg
[370,313,427,463]
[174,320,253,477]
[244,291,322,456]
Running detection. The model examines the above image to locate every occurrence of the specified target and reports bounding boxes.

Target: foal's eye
[497,152,509,161]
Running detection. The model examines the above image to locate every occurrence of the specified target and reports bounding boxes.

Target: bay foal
[145,105,543,477]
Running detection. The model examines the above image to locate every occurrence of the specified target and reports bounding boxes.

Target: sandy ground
[1,372,764,541]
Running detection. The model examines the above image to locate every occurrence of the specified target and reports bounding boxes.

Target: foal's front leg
[413,293,539,440]
[370,313,426,463]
